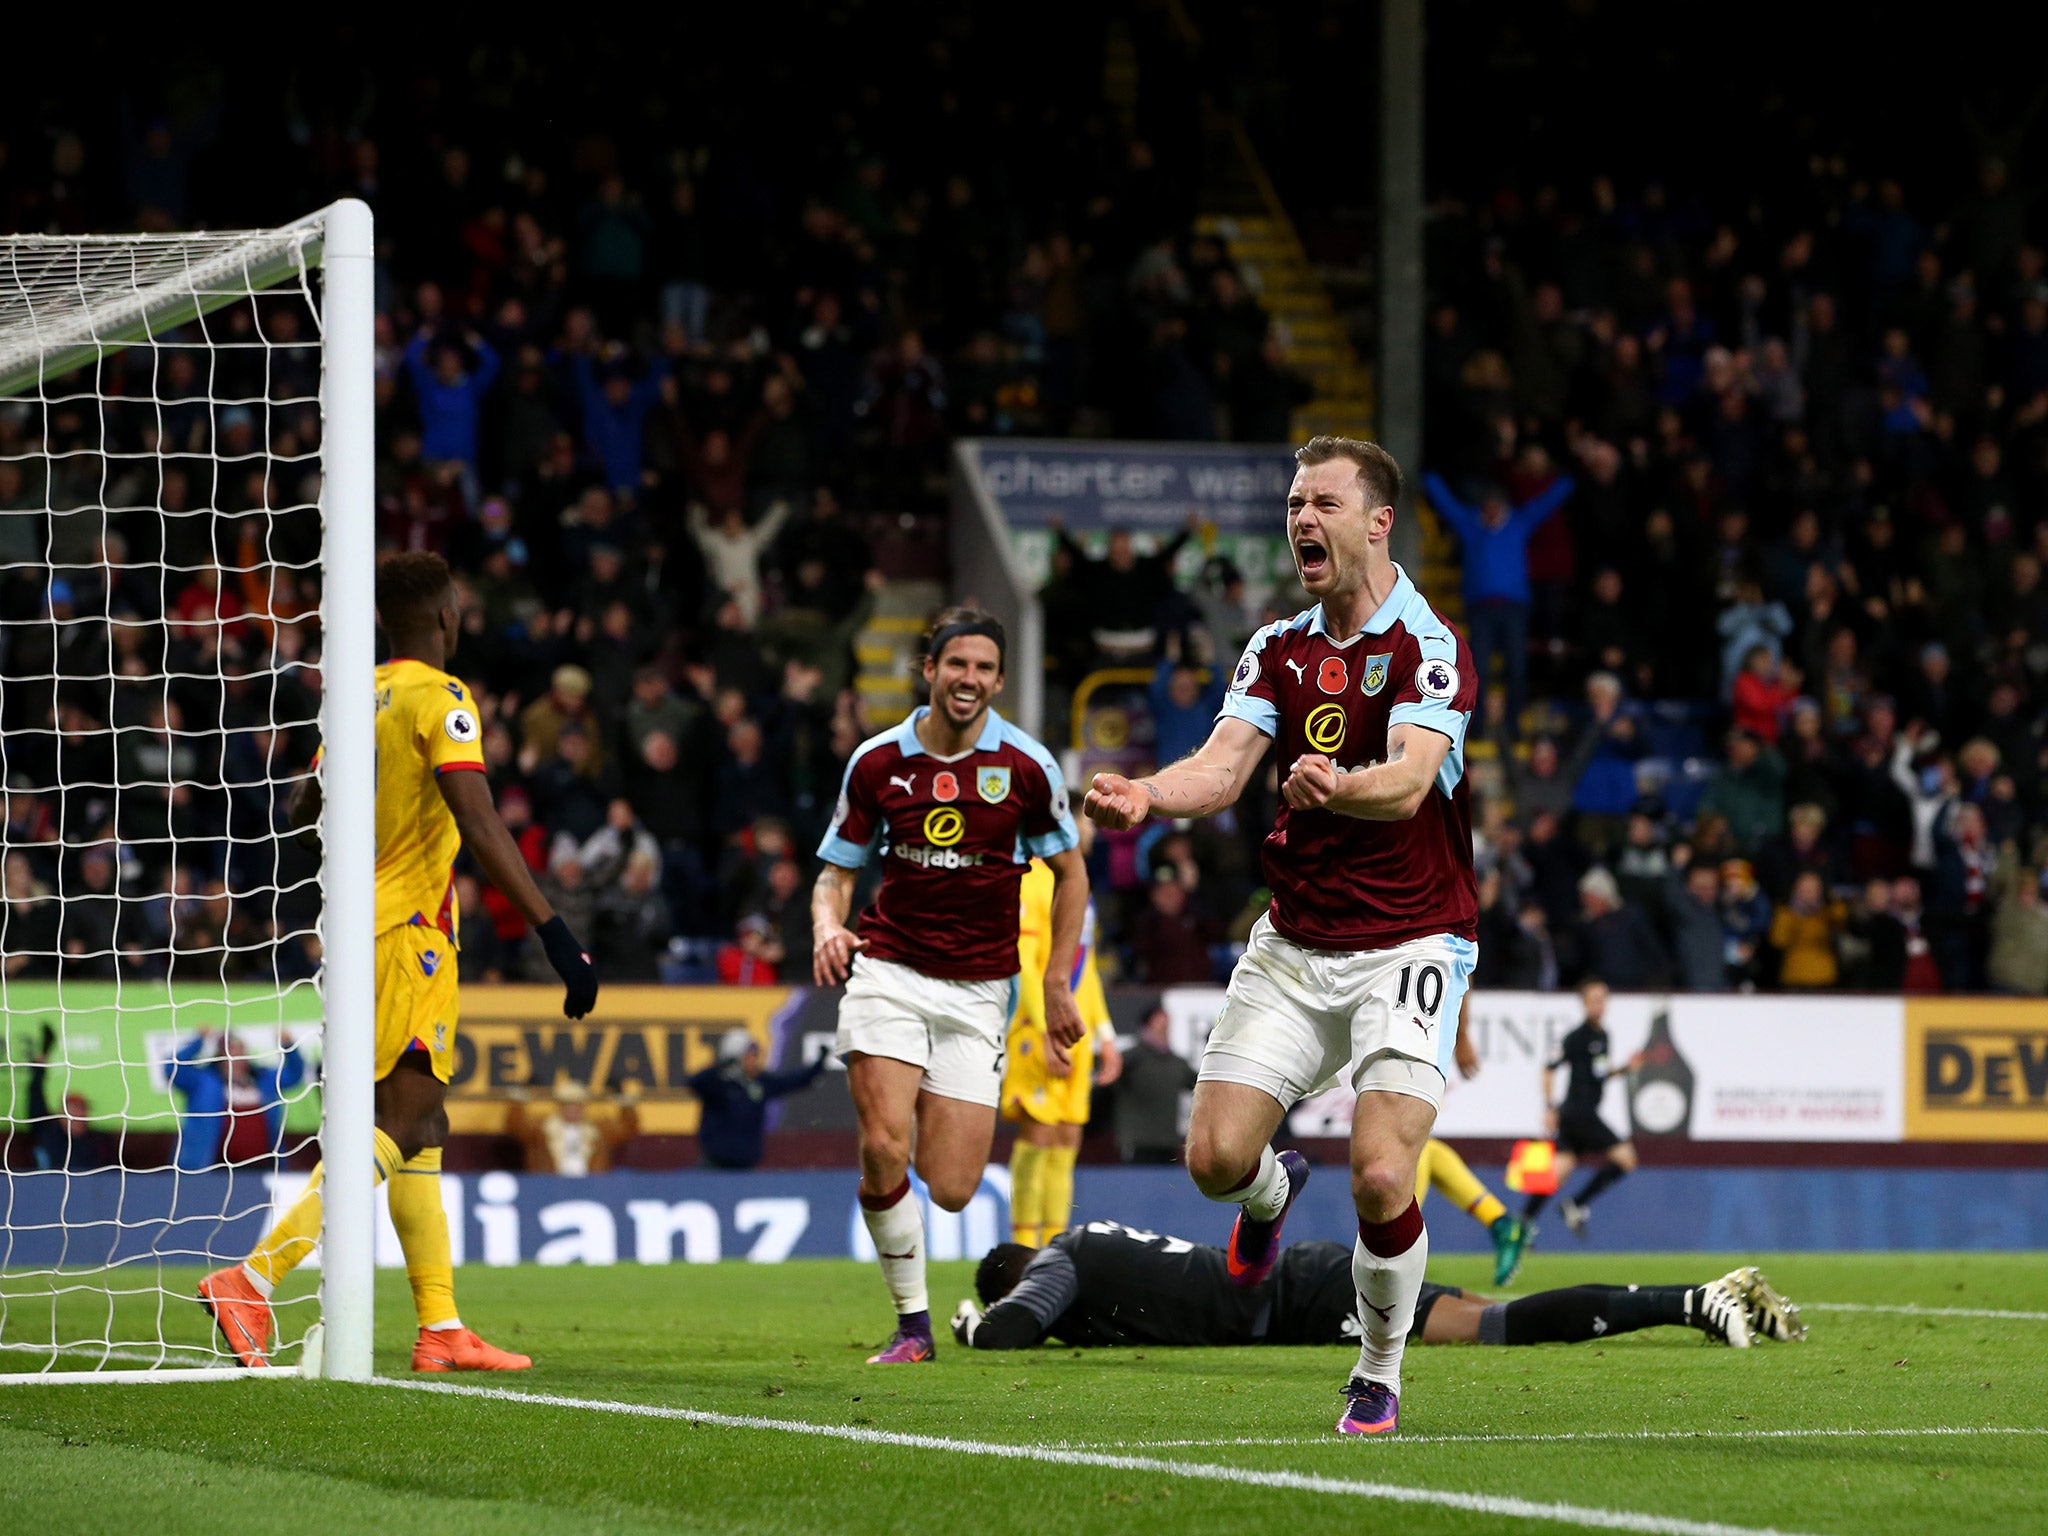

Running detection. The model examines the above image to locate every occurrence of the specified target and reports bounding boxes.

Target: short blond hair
[1296,435,1403,509]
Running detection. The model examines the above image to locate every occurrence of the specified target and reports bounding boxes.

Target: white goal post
[0,201,375,1381]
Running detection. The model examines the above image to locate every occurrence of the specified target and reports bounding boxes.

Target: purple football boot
[1336,1378,1400,1436]
[1224,1150,1310,1289]
[867,1321,936,1364]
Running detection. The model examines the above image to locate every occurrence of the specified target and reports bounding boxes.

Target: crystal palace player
[814,607,1087,1364]
[199,552,598,1371]
[951,1221,1792,1352]
[1086,436,1477,1436]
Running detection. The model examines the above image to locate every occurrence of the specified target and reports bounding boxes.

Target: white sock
[425,1318,464,1331]
[1220,1144,1290,1222]
[860,1182,929,1317]
[239,1263,274,1300]
[1351,1205,1429,1391]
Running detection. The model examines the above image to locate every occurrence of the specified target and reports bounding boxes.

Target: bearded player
[1086,436,1478,1436]
[814,607,1088,1364]
[199,551,599,1370]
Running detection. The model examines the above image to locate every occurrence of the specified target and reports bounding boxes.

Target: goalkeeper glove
[536,916,599,1019]
[950,1297,982,1347]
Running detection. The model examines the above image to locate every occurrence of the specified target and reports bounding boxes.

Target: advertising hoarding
[1904,998,2048,1143]
[1161,987,1907,1143]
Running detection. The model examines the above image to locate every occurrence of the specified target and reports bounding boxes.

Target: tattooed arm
[1083,716,1270,830]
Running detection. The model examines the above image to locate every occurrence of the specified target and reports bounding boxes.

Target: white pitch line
[376,1377,1816,1536]
[0,1340,224,1367]
[1076,1426,2048,1450]
[1808,1302,2048,1322]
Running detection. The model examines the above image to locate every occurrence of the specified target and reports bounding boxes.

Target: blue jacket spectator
[1570,679,1651,818]
[1150,657,1227,767]
[1424,472,1576,606]
[404,329,500,472]
[166,1032,307,1173]
[687,1029,827,1169]
[1427,469,1575,736]
[570,352,670,496]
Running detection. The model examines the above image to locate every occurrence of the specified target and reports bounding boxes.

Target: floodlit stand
[0,201,374,1382]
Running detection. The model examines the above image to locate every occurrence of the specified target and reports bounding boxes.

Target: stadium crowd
[3,12,2048,995]
[1407,151,2048,999]
[0,13,1242,990]
[1025,152,2048,997]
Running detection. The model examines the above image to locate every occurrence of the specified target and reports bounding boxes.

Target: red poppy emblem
[1317,656,1349,694]
[933,771,960,802]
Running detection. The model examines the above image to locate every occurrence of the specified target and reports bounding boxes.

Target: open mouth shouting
[1293,535,1331,584]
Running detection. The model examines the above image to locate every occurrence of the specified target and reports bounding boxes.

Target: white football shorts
[1199,913,1477,1112]
[835,954,1012,1108]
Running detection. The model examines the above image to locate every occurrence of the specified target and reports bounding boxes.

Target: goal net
[0,204,377,1381]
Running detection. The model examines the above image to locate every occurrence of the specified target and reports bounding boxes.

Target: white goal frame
[0,200,376,1383]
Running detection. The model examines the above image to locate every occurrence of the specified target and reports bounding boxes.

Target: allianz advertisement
[12,1155,2043,1267]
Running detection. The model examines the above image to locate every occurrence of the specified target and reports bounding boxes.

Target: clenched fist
[1085,771,1151,831]
[1281,753,1341,810]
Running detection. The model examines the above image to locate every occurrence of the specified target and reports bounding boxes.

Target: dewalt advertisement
[1904,998,2048,1142]
[445,985,796,1135]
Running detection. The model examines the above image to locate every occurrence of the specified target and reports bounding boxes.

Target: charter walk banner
[957,438,1302,606]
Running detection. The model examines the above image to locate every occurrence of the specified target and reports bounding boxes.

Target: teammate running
[1086,435,1478,1435]
[814,607,1087,1364]
[199,551,599,1371]
[1003,822,1121,1248]
[1524,977,1642,1238]
[951,1220,1798,1352]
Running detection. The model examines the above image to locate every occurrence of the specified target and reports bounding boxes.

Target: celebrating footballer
[1086,435,1479,1437]
[813,606,1088,1364]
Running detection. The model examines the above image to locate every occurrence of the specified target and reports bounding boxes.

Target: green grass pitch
[1,1250,2044,1535]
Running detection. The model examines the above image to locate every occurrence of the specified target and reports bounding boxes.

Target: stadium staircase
[1193,111,1463,629]
[855,578,945,727]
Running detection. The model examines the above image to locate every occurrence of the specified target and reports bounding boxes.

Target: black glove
[537,916,599,1019]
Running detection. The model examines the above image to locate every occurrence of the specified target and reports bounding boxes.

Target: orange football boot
[197,1266,273,1369]
[411,1325,533,1371]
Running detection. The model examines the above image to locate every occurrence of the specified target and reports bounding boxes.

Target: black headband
[928,618,1006,668]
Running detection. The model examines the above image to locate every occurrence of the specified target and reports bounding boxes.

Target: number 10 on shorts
[1393,962,1446,1019]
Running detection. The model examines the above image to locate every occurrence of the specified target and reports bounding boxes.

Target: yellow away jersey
[374,658,484,940]
[1013,858,1110,1031]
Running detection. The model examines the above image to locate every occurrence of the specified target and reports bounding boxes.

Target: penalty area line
[375,1376,1816,1536]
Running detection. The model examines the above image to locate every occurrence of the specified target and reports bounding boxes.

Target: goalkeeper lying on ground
[953,1219,1803,1352]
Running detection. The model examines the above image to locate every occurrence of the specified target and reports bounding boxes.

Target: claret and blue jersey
[818,707,1077,981]
[1220,563,1480,952]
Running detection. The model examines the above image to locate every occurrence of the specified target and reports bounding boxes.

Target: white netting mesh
[0,224,331,1373]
